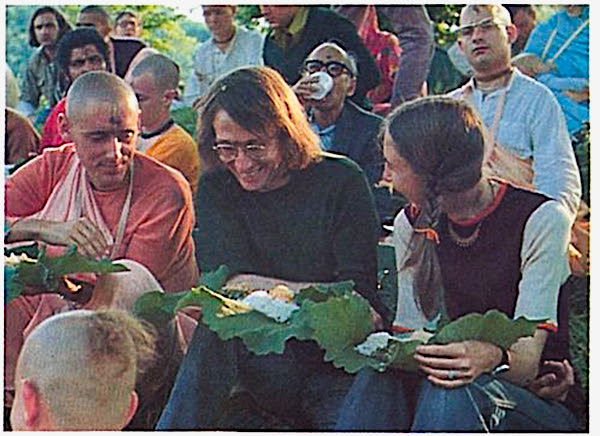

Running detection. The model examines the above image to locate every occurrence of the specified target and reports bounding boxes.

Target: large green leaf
[197,265,230,290]
[5,247,130,304]
[323,310,545,374]
[305,293,372,351]
[429,310,543,349]
[324,335,423,374]
[178,286,313,354]
[295,281,355,304]
[133,290,189,327]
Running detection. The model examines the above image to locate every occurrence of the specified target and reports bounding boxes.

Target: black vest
[436,185,570,362]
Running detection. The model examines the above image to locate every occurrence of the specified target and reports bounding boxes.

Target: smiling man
[158,66,388,431]
[448,5,581,221]
[5,72,199,420]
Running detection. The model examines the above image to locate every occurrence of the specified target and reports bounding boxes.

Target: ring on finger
[447,369,457,380]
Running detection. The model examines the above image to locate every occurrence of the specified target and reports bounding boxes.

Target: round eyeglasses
[213,142,268,163]
[301,60,354,78]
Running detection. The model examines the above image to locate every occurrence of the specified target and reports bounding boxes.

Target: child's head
[11,309,155,431]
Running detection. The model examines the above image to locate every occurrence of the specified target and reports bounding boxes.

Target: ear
[58,113,72,142]
[164,89,177,105]
[346,76,357,98]
[122,391,139,429]
[457,38,464,53]
[22,380,42,429]
[506,23,518,44]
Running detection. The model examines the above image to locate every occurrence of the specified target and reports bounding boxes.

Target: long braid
[402,176,445,320]
[386,96,485,322]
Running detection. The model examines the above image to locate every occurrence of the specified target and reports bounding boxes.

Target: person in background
[333,5,402,113]
[515,5,589,136]
[504,5,537,56]
[5,109,40,167]
[10,309,154,431]
[335,96,578,432]
[184,5,264,107]
[18,6,71,119]
[114,10,142,38]
[293,42,397,224]
[261,5,380,107]
[6,64,19,110]
[40,28,110,150]
[377,6,435,105]
[6,64,40,168]
[449,4,581,221]
[157,66,387,430]
[128,54,201,193]
[76,5,153,80]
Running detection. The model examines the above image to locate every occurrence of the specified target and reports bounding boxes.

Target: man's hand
[564,87,589,102]
[41,218,110,259]
[414,340,502,388]
[292,75,321,105]
[528,359,574,402]
[512,54,555,78]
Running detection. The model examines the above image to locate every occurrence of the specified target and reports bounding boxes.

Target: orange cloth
[140,124,201,194]
[5,145,199,405]
[5,108,40,164]
[6,144,199,292]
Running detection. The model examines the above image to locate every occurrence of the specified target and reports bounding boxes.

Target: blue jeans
[335,369,577,432]
[156,323,354,430]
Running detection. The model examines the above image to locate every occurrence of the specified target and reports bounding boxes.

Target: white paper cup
[309,71,333,100]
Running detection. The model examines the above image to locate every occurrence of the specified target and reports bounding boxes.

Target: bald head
[130,54,180,92]
[12,309,155,431]
[460,4,512,27]
[66,71,138,120]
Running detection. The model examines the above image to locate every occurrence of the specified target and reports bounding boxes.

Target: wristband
[492,348,511,375]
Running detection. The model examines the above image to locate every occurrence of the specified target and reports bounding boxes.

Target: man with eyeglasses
[158,66,389,430]
[260,6,379,107]
[114,10,142,38]
[449,5,581,221]
[40,28,110,150]
[448,3,583,417]
[294,42,398,225]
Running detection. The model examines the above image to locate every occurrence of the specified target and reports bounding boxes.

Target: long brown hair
[195,66,322,172]
[385,96,485,320]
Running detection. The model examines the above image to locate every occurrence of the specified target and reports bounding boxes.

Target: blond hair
[16,309,155,430]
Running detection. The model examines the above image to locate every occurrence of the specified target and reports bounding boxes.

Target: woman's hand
[414,340,502,388]
[528,359,574,402]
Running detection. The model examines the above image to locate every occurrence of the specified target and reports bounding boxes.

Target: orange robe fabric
[5,144,199,404]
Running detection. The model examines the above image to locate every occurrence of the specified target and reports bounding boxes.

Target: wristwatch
[492,348,511,375]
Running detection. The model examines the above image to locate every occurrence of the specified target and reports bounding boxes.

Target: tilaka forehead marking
[109,103,122,125]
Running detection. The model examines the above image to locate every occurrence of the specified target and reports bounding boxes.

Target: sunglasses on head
[301,60,354,78]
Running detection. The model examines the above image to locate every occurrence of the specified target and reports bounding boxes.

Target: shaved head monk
[10,309,155,431]
[128,54,201,193]
[5,71,198,428]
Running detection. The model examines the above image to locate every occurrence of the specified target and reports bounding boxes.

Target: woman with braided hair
[335,96,579,431]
